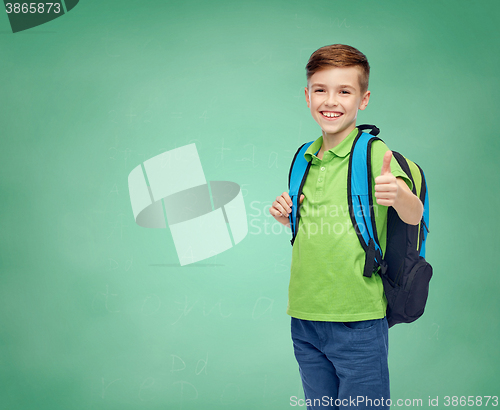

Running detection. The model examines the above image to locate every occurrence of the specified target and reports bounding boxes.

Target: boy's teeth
[322,112,342,118]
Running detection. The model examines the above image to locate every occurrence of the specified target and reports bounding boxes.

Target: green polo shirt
[287,127,413,322]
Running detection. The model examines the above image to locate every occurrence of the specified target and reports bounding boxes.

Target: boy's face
[305,66,370,142]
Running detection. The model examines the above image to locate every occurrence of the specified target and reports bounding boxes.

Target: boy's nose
[324,94,339,107]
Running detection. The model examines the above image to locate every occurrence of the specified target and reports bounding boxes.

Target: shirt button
[321,167,326,171]
[318,178,322,182]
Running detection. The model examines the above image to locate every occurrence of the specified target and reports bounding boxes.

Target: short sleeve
[370,139,413,191]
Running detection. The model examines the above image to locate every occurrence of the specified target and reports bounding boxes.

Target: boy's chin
[320,124,356,139]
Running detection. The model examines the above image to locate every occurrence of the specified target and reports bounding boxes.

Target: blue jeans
[291,317,390,409]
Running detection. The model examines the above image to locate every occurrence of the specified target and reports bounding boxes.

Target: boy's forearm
[392,178,424,225]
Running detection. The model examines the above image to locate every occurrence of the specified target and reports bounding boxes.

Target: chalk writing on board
[187,137,203,153]
[274,257,289,273]
[110,184,119,195]
[171,355,186,373]
[92,284,120,313]
[406,321,419,342]
[141,294,161,316]
[235,143,257,168]
[138,377,155,402]
[125,103,137,124]
[430,323,440,340]
[101,377,121,399]
[106,213,127,240]
[195,353,208,376]
[199,110,209,123]
[108,109,119,125]
[331,17,350,28]
[171,296,233,324]
[268,151,279,169]
[252,50,272,65]
[240,183,249,197]
[108,256,133,271]
[203,300,231,318]
[215,138,231,168]
[252,296,274,320]
[172,353,208,375]
[172,380,199,407]
[172,296,198,325]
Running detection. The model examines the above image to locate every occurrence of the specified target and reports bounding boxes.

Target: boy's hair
[306,44,370,94]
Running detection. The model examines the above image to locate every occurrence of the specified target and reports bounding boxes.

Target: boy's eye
[314,89,324,93]
[340,90,350,94]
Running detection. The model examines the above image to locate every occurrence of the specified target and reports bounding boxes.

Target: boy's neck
[319,125,357,157]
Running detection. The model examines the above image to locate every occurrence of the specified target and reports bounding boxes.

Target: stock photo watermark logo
[128,144,248,266]
[248,202,379,238]
[4,0,79,33]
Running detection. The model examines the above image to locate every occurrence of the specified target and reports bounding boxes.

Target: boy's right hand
[269,192,305,227]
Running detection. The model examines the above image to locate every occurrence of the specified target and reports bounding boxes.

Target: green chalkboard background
[1,0,499,409]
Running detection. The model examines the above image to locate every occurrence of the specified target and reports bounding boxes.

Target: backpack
[288,124,432,327]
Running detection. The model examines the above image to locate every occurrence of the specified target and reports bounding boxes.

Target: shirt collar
[304,127,359,161]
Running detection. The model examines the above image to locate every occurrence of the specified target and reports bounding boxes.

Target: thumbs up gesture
[374,150,399,207]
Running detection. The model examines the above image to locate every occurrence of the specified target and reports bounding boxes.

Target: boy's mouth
[321,111,343,119]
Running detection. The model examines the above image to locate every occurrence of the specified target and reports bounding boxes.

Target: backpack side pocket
[404,257,433,319]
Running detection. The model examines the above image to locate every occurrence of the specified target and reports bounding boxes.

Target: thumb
[299,194,305,204]
[381,150,393,175]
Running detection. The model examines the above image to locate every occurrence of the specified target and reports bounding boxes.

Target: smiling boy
[270,45,423,409]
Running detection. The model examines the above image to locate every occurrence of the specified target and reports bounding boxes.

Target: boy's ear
[359,90,371,111]
[304,87,310,108]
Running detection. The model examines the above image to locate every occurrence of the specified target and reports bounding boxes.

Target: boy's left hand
[374,150,399,207]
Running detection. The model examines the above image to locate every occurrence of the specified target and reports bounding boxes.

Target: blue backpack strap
[288,141,315,245]
[348,127,384,278]
[415,165,430,258]
[420,174,429,257]
[390,152,430,259]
